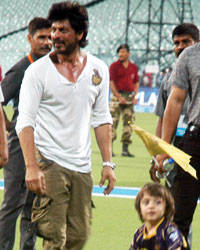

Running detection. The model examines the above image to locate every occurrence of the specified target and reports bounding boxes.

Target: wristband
[102,161,116,170]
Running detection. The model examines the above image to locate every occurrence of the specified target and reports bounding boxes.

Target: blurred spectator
[140,70,153,87]
[156,69,166,88]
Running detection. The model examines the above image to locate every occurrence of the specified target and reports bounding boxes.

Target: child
[129,183,187,250]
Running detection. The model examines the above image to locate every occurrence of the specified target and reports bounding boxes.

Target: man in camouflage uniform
[109,44,139,157]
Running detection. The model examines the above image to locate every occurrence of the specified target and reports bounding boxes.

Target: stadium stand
[0,0,200,76]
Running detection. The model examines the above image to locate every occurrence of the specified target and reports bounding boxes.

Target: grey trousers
[0,147,36,250]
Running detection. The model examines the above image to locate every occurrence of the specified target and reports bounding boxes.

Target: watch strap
[102,161,116,170]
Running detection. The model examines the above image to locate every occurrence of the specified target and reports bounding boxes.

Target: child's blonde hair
[135,183,175,222]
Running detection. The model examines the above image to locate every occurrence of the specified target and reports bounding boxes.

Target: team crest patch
[92,69,102,86]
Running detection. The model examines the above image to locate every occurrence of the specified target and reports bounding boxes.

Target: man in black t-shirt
[0,17,52,250]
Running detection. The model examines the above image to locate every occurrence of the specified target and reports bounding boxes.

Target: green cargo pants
[32,149,93,250]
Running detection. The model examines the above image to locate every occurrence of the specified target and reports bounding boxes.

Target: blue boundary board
[92,185,140,199]
[0,181,199,202]
[0,179,139,198]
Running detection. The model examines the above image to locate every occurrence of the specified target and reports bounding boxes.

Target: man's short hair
[28,17,51,36]
[172,23,200,42]
[117,44,129,53]
[47,1,88,48]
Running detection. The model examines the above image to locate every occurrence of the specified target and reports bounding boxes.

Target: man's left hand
[99,166,116,195]
[149,159,160,183]
[132,97,137,105]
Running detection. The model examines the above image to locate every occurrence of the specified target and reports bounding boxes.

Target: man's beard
[177,49,184,57]
[54,38,78,56]
[119,56,128,63]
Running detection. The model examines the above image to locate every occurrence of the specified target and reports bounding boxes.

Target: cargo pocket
[34,147,53,171]
[31,195,54,240]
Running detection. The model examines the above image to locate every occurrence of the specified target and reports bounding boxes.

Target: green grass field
[1,109,200,249]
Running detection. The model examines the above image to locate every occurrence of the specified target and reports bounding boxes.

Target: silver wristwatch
[102,161,116,170]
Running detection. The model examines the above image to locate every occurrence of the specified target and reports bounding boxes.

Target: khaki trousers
[32,150,93,250]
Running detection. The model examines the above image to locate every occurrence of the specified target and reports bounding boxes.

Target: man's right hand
[25,164,46,195]
[0,143,8,168]
[118,95,127,104]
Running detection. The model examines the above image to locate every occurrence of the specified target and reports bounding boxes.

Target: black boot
[122,144,134,157]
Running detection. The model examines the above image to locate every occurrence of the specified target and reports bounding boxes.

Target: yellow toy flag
[132,125,197,179]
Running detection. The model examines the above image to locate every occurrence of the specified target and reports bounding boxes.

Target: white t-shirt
[16,52,112,173]
[0,86,4,102]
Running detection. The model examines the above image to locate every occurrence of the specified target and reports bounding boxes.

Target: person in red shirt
[109,44,139,157]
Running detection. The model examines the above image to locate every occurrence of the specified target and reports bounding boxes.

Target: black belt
[118,90,133,95]
[187,123,200,133]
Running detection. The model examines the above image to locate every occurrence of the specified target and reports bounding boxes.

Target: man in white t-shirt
[16,1,116,250]
[0,87,8,167]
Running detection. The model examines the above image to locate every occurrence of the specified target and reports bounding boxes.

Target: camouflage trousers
[110,93,135,144]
